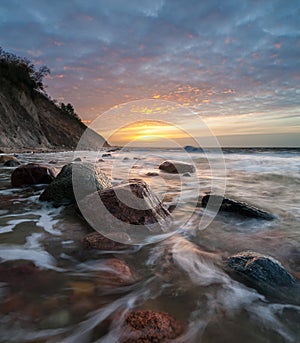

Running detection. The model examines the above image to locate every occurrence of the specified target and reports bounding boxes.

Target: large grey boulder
[226,251,300,304]
[40,162,111,206]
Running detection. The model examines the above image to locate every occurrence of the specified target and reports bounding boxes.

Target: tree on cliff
[60,102,81,121]
[0,47,82,124]
[0,47,50,92]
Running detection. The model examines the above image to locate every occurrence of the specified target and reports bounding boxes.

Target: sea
[0,148,300,342]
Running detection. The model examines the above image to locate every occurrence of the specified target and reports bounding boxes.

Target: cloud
[0,0,299,142]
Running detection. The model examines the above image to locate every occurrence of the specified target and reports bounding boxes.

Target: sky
[0,0,299,147]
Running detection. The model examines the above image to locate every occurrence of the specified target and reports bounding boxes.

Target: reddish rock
[78,179,172,240]
[97,258,136,288]
[0,263,64,293]
[0,263,39,283]
[83,232,130,251]
[0,155,18,164]
[0,294,25,314]
[11,163,58,187]
[121,310,184,342]
[159,160,195,174]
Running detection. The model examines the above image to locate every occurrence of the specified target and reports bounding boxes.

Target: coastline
[0,147,73,154]
[1,146,300,155]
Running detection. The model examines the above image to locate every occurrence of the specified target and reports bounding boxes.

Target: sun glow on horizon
[107,120,190,146]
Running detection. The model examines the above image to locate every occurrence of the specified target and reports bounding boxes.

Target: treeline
[0,47,82,122]
[59,102,81,121]
[0,47,50,92]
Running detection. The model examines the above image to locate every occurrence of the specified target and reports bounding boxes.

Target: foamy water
[0,149,300,342]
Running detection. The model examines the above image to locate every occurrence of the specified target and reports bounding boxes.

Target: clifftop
[0,48,108,151]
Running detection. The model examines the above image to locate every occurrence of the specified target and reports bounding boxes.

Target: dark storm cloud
[0,0,299,120]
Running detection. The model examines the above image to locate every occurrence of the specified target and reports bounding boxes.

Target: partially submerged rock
[40,162,111,206]
[11,163,57,187]
[159,160,195,174]
[0,262,65,293]
[121,310,184,342]
[226,251,300,303]
[0,155,18,164]
[97,258,136,288]
[78,179,172,243]
[4,159,21,167]
[201,193,275,220]
[145,171,159,177]
[83,232,130,251]
[184,145,204,153]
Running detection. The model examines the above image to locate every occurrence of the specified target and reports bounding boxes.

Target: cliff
[0,59,108,151]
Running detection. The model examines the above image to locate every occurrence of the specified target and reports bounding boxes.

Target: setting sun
[108,120,189,146]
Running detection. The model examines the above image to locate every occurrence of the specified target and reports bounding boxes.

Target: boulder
[77,179,172,242]
[159,160,195,174]
[226,251,300,303]
[11,163,58,187]
[145,171,159,177]
[121,310,184,342]
[73,157,82,162]
[40,162,111,206]
[83,232,130,251]
[102,153,112,158]
[184,145,204,153]
[4,159,21,167]
[0,262,64,293]
[97,258,136,288]
[0,155,18,164]
[201,194,275,220]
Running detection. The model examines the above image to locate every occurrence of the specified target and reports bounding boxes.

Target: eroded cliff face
[0,76,108,151]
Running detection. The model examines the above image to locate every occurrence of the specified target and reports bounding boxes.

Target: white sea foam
[0,218,34,233]
[0,244,60,270]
